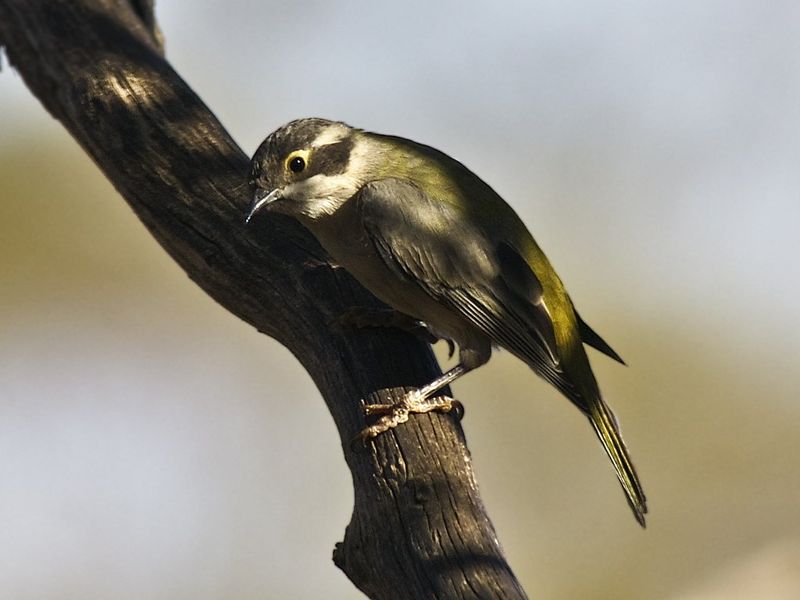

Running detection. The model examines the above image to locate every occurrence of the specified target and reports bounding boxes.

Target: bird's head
[247,118,368,223]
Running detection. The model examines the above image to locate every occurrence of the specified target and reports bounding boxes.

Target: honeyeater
[246,118,647,526]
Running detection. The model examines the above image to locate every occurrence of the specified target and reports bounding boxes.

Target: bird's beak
[245,188,282,223]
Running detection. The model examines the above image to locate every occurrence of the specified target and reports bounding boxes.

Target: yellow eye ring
[285,150,309,174]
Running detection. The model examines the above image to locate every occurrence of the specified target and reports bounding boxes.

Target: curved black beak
[245,188,282,223]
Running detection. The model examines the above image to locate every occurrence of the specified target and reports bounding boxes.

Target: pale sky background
[1,1,799,598]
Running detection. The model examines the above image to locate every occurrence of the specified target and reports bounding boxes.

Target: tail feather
[587,397,648,527]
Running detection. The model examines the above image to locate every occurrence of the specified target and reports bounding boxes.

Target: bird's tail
[587,396,648,527]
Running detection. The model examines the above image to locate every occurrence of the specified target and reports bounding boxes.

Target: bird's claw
[351,393,463,450]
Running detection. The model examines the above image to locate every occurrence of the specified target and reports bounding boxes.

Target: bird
[246,118,647,526]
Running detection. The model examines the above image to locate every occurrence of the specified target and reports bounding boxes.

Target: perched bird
[247,118,647,526]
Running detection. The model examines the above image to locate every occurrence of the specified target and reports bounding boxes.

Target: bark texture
[0,1,527,598]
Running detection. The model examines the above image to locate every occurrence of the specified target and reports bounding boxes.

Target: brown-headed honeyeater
[246,118,647,526]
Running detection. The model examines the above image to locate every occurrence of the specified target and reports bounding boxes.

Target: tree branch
[0,1,527,597]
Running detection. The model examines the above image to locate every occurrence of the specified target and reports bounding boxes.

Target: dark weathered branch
[0,1,527,598]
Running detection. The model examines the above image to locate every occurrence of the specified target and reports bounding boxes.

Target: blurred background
[2,1,799,598]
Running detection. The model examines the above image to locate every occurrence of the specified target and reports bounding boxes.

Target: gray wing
[356,178,570,391]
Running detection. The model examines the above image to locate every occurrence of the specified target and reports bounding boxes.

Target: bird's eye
[288,156,306,173]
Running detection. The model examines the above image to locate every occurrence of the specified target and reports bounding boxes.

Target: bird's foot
[334,307,455,358]
[352,392,463,447]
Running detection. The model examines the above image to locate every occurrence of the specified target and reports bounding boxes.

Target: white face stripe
[272,129,376,222]
[346,137,373,176]
[311,123,350,148]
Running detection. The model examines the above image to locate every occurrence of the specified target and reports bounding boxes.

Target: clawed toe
[352,393,462,449]
[363,400,455,417]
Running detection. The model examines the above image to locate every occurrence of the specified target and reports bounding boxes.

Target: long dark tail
[587,396,648,526]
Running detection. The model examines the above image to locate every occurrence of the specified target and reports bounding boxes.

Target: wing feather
[356,179,571,392]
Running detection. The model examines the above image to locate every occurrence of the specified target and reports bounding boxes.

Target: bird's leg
[355,364,470,443]
[333,306,455,357]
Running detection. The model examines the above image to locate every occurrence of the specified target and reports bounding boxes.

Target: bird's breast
[306,200,481,348]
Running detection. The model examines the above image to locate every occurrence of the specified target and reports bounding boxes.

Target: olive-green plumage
[247,118,647,526]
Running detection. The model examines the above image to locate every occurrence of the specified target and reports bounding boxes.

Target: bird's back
[365,131,581,359]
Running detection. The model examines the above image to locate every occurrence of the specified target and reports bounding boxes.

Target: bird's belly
[309,214,477,346]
